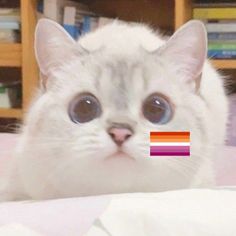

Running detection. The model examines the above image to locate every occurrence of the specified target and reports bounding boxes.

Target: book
[206,23,236,33]
[208,32,236,40]
[193,8,236,19]
[0,22,20,30]
[0,14,20,22]
[0,8,20,22]
[43,0,88,23]
[208,42,236,50]
[208,49,236,59]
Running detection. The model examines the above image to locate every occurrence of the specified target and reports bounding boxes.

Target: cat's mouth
[106,150,135,161]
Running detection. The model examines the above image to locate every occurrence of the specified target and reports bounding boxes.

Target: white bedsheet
[0,189,236,236]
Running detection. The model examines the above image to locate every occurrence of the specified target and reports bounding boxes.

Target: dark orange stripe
[150,132,190,136]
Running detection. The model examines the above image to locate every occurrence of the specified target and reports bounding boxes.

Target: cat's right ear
[35,19,75,78]
[157,20,207,90]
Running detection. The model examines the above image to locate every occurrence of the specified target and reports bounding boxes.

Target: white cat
[0,19,228,201]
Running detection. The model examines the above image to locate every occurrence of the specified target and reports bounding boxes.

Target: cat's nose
[108,125,133,146]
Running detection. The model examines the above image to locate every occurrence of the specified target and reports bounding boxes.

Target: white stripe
[150,142,190,146]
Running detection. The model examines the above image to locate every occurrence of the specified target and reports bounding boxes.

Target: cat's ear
[35,18,75,76]
[158,20,207,86]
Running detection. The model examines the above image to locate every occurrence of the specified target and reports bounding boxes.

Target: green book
[208,42,236,50]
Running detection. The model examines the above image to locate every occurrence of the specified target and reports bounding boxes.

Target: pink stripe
[150,146,190,156]
[150,146,190,152]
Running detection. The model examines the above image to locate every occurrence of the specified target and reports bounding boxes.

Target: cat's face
[18,20,209,198]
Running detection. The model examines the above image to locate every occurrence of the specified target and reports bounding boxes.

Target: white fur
[0,20,228,201]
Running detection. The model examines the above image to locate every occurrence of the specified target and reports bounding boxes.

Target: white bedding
[86,189,236,236]
[0,189,236,236]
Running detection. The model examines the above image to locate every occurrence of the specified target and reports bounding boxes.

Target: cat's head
[20,19,208,198]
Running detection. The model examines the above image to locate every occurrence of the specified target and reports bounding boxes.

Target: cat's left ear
[158,20,207,87]
[35,18,76,77]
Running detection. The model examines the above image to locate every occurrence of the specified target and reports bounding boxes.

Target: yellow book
[193,8,236,19]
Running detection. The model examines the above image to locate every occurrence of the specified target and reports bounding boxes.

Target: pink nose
[108,127,133,146]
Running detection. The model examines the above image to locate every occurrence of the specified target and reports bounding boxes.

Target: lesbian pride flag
[150,131,190,157]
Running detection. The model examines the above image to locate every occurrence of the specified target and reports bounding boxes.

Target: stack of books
[193,0,236,59]
[0,8,20,43]
[39,0,114,40]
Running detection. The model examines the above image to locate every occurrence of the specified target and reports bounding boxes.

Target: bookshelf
[0,43,21,67]
[175,0,236,69]
[0,0,39,119]
[0,108,22,118]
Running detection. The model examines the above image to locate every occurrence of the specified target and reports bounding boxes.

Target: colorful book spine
[193,8,236,19]
[208,49,236,59]
[208,32,236,40]
[0,13,20,22]
[206,23,236,33]
[0,22,20,30]
[208,42,236,50]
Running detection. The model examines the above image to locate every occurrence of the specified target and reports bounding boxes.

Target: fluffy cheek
[123,128,150,160]
[69,131,117,160]
[19,130,119,198]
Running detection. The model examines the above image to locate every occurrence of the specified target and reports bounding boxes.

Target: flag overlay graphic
[150,131,190,156]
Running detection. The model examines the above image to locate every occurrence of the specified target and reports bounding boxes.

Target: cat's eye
[142,94,172,124]
[68,93,102,123]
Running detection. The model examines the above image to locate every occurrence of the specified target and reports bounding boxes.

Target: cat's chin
[105,150,136,162]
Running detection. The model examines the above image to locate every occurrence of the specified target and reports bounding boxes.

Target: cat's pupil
[68,93,102,123]
[143,94,172,124]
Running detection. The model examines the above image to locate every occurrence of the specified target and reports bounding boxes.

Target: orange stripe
[150,137,190,142]
[151,135,190,139]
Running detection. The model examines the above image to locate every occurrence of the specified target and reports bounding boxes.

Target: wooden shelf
[210,60,236,69]
[0,108,22,118]
[175,0,192,29]
[0,43,22,67]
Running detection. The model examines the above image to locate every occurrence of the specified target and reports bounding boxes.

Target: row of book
[39,0,114,40]
[193,1,236,59]
[0,8,20,42]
